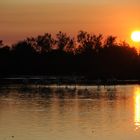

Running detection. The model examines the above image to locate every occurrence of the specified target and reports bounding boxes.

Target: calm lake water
[0,84,140,140]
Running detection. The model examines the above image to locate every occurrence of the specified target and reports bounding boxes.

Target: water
[0,84,140,140]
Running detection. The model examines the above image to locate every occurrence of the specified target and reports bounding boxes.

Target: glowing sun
[131,31,140,42]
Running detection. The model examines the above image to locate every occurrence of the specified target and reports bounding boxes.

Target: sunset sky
[0,0,140,45]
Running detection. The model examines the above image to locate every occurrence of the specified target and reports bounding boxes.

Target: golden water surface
[0,85,139,140]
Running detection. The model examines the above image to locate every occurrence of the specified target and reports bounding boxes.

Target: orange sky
[0,0,140,45]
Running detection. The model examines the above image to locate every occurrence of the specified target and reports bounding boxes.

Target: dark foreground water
[0,84,140,140]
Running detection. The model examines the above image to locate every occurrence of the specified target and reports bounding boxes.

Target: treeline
[0,31,140,79]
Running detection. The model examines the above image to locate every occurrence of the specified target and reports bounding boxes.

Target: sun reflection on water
[134,88,140,130]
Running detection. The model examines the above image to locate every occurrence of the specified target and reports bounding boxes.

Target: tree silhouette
[77,31,103,54]
[64,37,76,53]
[93,34,103,52]
[12,40,35,55]
[77,31,94,53]
[0,40,3,48]
[55,31,70,51]
[36,33,54,53]
[104,36,117,48]
[0,32,140,80]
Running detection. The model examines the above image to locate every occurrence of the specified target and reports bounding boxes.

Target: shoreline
[0,76,140,85]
